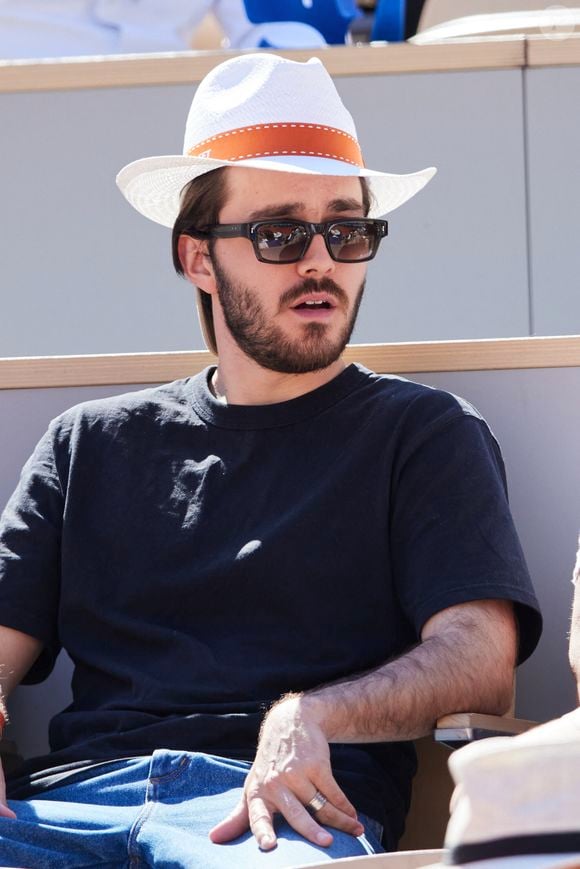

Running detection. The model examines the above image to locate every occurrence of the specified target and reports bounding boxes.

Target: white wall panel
[341,70,531,344]
[525,66,580,336]
[0,68,531,358]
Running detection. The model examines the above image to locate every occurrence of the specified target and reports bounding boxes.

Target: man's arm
[210,598,517,850]
[0,625,44,818]
[569,537,580,700]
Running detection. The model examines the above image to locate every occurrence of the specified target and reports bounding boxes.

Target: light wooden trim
[526,32,580,66]
[1,335,579,391]
[0,40,526,94]
[343,335,580,375]
[1,32,578,95]
[0,350,215,391]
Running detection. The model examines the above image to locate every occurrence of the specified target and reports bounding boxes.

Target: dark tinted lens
[255,223,308,262]
[327,222,376,261]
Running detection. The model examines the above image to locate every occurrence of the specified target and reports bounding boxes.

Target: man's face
[208,168,368,374]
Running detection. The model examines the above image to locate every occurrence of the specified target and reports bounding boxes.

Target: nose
[296,230,335,277]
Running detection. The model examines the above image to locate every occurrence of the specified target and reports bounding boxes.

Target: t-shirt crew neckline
[188,363,370,430]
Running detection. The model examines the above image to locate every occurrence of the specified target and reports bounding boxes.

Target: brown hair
[172,168,229,275]
[172,169,373,354]
[172,168,229,354]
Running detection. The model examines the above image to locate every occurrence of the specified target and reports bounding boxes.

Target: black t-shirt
[0,364,541,844]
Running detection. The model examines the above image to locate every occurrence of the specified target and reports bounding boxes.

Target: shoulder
[345,365,502,468]
[352,364,488,430]
[46,376,199,447]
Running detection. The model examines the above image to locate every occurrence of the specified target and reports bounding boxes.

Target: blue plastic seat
[243,0,362,45]
[371,0,406,41]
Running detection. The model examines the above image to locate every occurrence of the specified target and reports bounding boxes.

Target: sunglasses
[187,218,388,264]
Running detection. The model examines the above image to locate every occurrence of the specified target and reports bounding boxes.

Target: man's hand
[209,695,364,850]
[210,600,516,850]
[0,759,16,820]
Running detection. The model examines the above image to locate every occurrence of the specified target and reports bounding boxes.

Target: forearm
[569,539,580,699]
[214,600,517,849]
[287,599,517,743]
[0,626,44,727]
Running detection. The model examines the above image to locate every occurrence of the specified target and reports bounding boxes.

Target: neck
[211,352,345,406]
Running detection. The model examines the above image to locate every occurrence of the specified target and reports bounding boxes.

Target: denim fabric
[0,751,384,868]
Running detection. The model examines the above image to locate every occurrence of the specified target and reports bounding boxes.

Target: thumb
[0,764,16,820]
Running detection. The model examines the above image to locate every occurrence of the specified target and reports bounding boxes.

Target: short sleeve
[390,412,542,664]
[0,427,63,682]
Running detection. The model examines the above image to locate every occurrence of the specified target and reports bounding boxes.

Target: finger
[301,783,363,837]
[313,772,359,820]
[0,799,17,820]
[209,797,250,844]
[268,788,333,848]
[247,794,279,851]
[311,799,364,838]
[0,770,16,820]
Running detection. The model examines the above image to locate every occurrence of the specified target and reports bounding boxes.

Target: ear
[177,234,217,295]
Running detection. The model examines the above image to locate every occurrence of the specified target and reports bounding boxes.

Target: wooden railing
[0,34,579,95]
[1,335,579,390]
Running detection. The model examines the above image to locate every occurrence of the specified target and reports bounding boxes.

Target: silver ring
[306,790,328,813]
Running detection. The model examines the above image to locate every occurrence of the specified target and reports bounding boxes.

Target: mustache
[279,278,349,309]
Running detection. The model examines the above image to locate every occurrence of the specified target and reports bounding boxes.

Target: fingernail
[316,831,332,845]
[260,835,276,850]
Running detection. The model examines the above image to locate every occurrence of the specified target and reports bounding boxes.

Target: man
[0,53,541,867]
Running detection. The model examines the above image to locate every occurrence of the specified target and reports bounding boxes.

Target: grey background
[2,366,579,758]
[1,64,578,359]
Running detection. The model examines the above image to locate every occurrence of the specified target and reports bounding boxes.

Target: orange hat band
[187,122,364,167]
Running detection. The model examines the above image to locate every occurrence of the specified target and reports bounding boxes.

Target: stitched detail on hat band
[449,831,580,865]
[187,123,364,167]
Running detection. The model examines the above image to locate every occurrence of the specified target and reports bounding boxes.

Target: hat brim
[116,154,437,227]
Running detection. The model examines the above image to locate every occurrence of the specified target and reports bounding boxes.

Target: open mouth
[293,299,333,310]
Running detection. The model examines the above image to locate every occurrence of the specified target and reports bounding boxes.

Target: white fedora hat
[421,708,580,869]
[116,51,436,227]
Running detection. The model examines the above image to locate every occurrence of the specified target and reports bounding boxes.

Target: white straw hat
[422,709,580,869]
[116,52,436,227]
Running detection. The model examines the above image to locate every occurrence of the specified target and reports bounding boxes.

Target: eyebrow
[246,197,364,221]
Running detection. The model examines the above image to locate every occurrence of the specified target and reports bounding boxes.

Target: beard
[210,252,365,375]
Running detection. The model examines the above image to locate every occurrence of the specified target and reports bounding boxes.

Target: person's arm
[569,536,580,700]
[0,625,44,818]
[210,597,517,850]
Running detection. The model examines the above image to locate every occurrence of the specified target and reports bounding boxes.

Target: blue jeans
[1,751,384,867]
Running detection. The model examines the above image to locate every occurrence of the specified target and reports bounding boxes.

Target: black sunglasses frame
[186,218,389,264]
